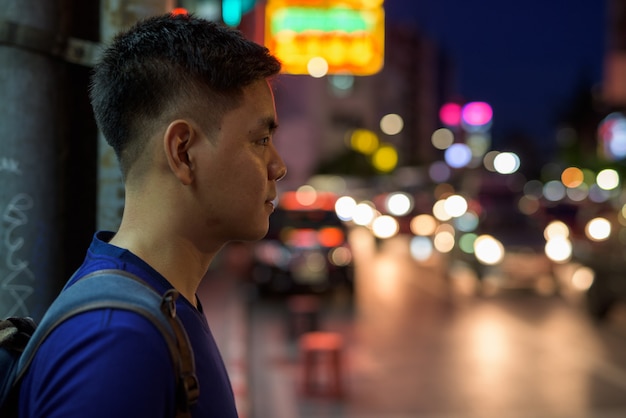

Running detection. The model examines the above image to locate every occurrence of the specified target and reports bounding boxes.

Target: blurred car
[567,206,626,322]
[251,202,354,296]
[456,174,558,295]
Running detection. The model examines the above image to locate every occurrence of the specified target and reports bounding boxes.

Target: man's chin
[236,225,270,243]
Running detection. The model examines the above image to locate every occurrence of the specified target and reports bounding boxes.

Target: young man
[18,13,286,417]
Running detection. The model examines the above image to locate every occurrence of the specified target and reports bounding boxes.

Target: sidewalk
[198,265,358,418]
[247,291,358,418]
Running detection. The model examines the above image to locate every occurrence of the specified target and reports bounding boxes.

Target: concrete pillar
[0,0,65,319]
[97,0,175,231]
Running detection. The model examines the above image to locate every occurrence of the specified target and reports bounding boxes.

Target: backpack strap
[14,269,199,417]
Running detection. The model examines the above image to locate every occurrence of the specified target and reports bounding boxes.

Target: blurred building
[189,0,454,190]
[604,0,626,108]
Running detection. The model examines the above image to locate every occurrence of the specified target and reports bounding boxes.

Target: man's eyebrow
[259,116,279,132]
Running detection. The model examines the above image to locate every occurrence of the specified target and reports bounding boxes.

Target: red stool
[299,331,344,398]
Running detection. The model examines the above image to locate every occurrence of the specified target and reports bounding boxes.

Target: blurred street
[201,235,626,418]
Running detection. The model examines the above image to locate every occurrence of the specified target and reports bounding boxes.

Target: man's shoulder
[33,308,172,366]
[19,309,177,417]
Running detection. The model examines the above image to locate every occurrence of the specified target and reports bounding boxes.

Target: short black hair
[90,13,281,176]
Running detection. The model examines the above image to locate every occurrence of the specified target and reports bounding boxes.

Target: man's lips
[265,196,277,210]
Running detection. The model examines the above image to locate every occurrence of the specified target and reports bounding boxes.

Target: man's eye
[258,137,269,146]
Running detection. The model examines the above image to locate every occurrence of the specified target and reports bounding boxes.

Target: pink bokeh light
[462,102,493,126]
[439,103,462,126]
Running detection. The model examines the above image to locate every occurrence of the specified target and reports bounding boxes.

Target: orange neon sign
[265,0,385,76]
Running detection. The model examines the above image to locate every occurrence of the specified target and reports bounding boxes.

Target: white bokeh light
[596,169,620,190]
[352,202,376,226]
[385,192,414,216]
[372,215,400,239]
[544,220,570,240]
[380,114,404,135]
[307,56,329,78]
[493,152,520,174]
[585,217,611,241]
[444,195,468,218]
[335,196,357,221]
[474,235,505,265]
[545,236,572,263]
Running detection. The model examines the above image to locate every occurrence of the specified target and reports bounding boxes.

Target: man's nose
[269,146,287,181]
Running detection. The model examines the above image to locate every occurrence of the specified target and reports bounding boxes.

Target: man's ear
[163,119,195,185]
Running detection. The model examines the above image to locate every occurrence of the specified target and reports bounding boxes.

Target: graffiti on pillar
[2,192,35,317]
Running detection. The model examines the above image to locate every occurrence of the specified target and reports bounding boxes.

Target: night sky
[384,0,607,156]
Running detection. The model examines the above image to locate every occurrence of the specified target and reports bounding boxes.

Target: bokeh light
[571,266,594,291]
[461,101,493,126]
[524,179,544,198]
[545,236,572,263]
[561,167,584,188]
[433,230,455,253]
[454,211,479,232]
[329,74,355,95]
[372,144,398,172]
[335,196,357,221]
[493,152,520,174]
[372,215,400,239]
[380,113,404,135]
[350,129,379,154]
[543,180,566,202]
[544,220,570,240]
[329,246,352,267]
[433,199,452,221]
[444,195,468,218]
[585,217,611,241]
[295,184,317,206]
[474,235,504,265]
[307,56,329,78]
[598,112,626,160]
[318,227,345,247]
[518,195,540,215]
[410,236,434,261]
[596,169,620,190]
[385,192,414,216]
[431,128,455,150]
[410,214,438,236]
[352,202,376,226]
[589,184,611,202]
[439,103,462,126]
[483,151,499,172]
[429,161,451,182]
[459,233,477,254]
[445,143,472,168]
[566,183,589,202]
[466,133,491,158]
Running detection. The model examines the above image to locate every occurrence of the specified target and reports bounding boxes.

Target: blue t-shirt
[18,231,238,418]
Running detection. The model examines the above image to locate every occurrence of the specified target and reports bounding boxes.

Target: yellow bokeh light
[350,129,379,154]
[372,144,398,173]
